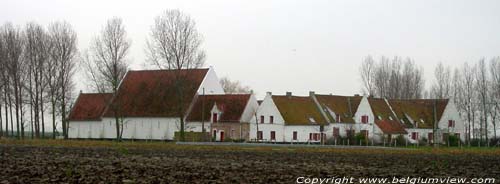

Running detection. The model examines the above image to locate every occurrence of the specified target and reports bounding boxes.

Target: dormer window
[377,116,382,120]
[212,113,218,123]
[336,114,341,122]
[309,117,316,123]
[389,116,393,121]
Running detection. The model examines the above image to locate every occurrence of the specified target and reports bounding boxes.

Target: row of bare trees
[0,22,77,139]
[360,55,425,99]
[360,56,500,143]
[449,58,500,144]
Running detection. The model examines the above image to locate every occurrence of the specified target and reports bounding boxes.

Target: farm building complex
[68,67,465,144]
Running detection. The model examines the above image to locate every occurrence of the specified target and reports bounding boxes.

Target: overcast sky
[2,0,500,99]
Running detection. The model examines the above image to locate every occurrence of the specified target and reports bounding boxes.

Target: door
[220,131,225,142]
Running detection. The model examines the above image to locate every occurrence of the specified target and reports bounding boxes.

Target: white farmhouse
[68,67,225,140]
[250,92,328,143]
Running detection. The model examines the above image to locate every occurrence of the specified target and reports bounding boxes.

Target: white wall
[197,67,225,95]
[101,117,180,140]
[438,101,466,142]
[240,94,260,122]
[68,121,102,139]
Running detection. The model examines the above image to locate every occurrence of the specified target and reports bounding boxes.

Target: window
[293,131,297,140]
[257,131,263,140]
[212,113,218,123]
[448,120,455,128]
[231,129,235,138]
[333,127,340,138]
[361,115,369,124]
[260,116,264,124]
[270,131,276,140]
[270,116,274,124]
[336,114,341,122]
[411,132,419,140]
[428,133,433,143]
[310,133,320,141]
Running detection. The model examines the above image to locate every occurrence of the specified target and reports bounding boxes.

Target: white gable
[197,66,225,95]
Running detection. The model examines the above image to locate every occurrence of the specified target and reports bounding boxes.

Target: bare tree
[84,17,130,141]
[24,22,50,138]
[48,21,78,139]
[2,23,25,139]
[489,57,500,139]
[431,62,452,99]
[360,55,376,96]
[0,26,4,138]
[146,9,206,141]
[361,55,424,99]
[476,58,489,143]
[219,77,251,94]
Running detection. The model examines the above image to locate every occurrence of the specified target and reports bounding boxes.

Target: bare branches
[85,17,130,93]
[430,62,452,99]
[219,77,252,94]
[48,21,78,139]
[359,55,424,99]
[146,9,205,70]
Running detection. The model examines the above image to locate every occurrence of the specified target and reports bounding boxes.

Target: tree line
[360,56,500,144]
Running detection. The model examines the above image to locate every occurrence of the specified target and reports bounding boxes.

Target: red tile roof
[68,93,113,121]
[272,96,327,125]
[103,69,209,117]
[315,95,362,123]
[186,94,251,123]
[375,120,408,134]
[388,99,449,129]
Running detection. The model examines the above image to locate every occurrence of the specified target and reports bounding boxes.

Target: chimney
[266,91,272,96]
[286,92,292,98]
[79,90,82,94]
[309,91,315,97]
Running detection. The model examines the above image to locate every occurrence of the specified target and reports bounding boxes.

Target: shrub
[446,134,461,146]
[395,135,406,146]
[355,133,367,145]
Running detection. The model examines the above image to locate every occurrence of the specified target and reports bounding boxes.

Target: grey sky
[2,0,500,99]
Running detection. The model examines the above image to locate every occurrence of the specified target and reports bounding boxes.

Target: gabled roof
[272,95,327,125]
[368,98,397,121]
[388,99,449,129]
[68,93,113,121]
[375,120,408,134]
[315,95,362,123]
[186,94,251,123]
[103,69,209,117]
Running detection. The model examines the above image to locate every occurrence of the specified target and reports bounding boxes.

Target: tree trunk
[9,94,13,137]
[0,104,3,138]
[29,75,34,139]
[52,97,56,139]
[14,79,20,139]
[41,97,45,138]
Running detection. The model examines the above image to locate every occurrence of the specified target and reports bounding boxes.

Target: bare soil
[0,144,499,183]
